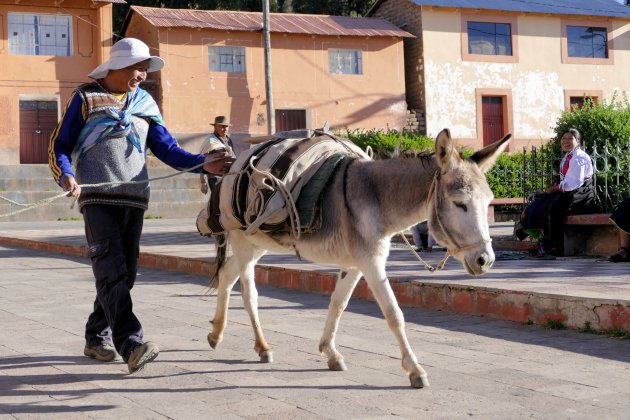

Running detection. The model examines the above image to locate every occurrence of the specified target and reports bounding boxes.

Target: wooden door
[20,100,58,164]
[275,109,306,132]
[481,96,504,147]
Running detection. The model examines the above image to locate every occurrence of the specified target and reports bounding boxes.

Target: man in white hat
[48,38,234,374]
[199,115,236,194]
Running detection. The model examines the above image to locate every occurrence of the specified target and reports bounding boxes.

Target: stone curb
[2,235,628,333]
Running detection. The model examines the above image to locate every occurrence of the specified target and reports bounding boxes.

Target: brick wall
[372,0,425,112]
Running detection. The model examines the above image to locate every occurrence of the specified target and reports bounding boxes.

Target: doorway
[20,100,58,164]
[275,109,306,132]
[481,96,504,147]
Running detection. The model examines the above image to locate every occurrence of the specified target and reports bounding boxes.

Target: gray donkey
[207,128,511,388]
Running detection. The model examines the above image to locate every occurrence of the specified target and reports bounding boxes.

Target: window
[567,26,608,58]
[208,46,246,73]
[461,14,518,63]
[561,20,612,65]
[564,90,602,111]
[467,22,512,56]
[328,49,362,75]
[8,13,71,56]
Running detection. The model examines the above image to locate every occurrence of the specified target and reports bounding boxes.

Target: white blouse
[559,147,593,192]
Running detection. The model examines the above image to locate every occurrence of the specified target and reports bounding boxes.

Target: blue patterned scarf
[72,87,164,162]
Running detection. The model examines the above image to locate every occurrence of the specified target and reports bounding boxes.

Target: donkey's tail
[209,233,227,293]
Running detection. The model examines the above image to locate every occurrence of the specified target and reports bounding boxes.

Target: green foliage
[551,94,630,150]
[552,95,630,210]
[485,152,527,199]
[144,214,163,219]
[345,129,435,156]
[544,318,567,330]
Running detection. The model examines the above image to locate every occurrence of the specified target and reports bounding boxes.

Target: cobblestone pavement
[1,244,629,419]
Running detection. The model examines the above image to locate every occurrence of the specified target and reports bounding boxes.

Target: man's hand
[545,184,560,194]
[203,152,235,176]
[61,175,81,197]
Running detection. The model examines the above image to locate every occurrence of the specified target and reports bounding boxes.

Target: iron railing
[488,138,630,213]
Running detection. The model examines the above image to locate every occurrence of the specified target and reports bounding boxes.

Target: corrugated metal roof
[409,0,630,18]
[130,6,414,37]
[94,0,127,4]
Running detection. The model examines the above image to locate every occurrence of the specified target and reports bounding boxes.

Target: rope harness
[400,172,492,272]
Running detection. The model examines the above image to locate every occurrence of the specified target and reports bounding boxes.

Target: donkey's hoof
[207,333,219,349]
[259,351,273,363]
[328,359,347,371]
[409,373,430,389]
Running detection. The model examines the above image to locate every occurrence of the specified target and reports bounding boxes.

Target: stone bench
[488,198,525,223]
[563,213,616,256]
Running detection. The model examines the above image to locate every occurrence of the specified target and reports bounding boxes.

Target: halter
[406,172,492,271]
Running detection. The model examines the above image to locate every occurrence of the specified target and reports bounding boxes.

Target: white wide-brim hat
[88,38,165,80]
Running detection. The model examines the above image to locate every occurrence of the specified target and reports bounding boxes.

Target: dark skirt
[518,183,598,250]
[610,198,630,234]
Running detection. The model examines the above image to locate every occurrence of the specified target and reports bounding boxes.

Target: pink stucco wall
[0,0,114,164]
[125,15,409,141]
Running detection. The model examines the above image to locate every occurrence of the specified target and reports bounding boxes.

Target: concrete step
[0,162,208,221]
[0,198,206,221]
[0,187,204,203]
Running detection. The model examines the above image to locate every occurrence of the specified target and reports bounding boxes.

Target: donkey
[207,128,511,388]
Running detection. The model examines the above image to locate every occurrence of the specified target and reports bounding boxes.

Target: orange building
[0,0,123,165]
[122,7,413,148]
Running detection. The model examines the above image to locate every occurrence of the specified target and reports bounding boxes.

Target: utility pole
[263,0,275,134]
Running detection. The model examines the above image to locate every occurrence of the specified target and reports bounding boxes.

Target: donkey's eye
[454,202,468,212]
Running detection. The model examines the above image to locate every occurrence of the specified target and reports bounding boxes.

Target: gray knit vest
[75,83,151,211]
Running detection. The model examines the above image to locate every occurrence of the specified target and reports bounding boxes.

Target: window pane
[208,46,246,73]
[468,21,512,56]
[8,13,71,56]
[328,49,362,75]
[567,25,607,58]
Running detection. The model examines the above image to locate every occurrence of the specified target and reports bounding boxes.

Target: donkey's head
[427,129,511,276]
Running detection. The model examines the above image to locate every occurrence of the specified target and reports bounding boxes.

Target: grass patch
[544,318,566,330]
[144,214,162,220]
[577,322,630,339]
[57,217,81,221]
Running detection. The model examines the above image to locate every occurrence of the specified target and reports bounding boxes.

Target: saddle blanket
[204,133,366,236]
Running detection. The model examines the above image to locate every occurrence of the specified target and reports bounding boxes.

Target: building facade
[0,0,123,165]
[122,6,412,146]
[369,0,630,151]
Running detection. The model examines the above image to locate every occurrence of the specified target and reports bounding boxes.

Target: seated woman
[517,128,597,256]
[608,198,630,262]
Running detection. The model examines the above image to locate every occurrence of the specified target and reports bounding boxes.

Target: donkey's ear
[435,128,461,171]
[470,133,512,173]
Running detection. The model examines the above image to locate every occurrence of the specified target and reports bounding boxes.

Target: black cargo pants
[82,204,145,362]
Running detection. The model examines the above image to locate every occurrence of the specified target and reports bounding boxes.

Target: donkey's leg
[238,248,273,363]
[360,261,429,389]
[207,246,241,350]
[208,231,261,349]
[319,269,362,371]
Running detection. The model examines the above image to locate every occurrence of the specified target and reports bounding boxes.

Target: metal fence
[488,138,630,213]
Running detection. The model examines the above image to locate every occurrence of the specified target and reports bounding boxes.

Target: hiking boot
[84,343,117,362]
[127,342,159,374]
